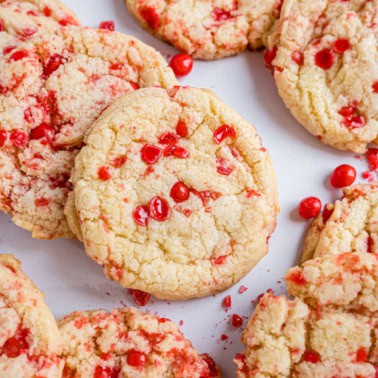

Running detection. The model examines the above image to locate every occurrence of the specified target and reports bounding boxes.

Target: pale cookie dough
[126,0,283,60]
[0,26,178,239]
[265,0,378,153]
[301,184,378,263]
[0,254,63,378]
[235,293,378,378]
[286,252,378,316]
[66,86,279,300]
[59,307,221,378]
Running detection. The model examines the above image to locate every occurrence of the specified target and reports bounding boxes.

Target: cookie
[0,254,63,377]
[126,0,283,60]
[286,252,378,316]
[265,0,378,153]
[301,184,378,263]
[66,86,279,300]
[59,307,221,377]
[0,26,178,239]
[235,293,378,378]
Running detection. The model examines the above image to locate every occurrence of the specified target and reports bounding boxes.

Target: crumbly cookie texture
[0,0,79,40]
[301,184,378,263]
[66,86,279,300]
[0,26,178,240]
[126,0,283,60]
[0,254,63,378]
[235,293,378,378]
[265,0,378,153]
[59,307,221,378]
[286,252,378,316]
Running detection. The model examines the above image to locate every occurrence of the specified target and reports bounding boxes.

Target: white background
[0,1,369,376]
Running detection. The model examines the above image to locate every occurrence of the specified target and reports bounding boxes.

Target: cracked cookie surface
[266,0,378,153]
[0,26,178,239]
[0,254,63,378]
[66,86,279,300]
[301,184,378,263]
[59,307,221,378]
[126,0,283,60]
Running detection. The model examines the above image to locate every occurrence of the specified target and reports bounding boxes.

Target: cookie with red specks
[265,0,378,153]
[126,0,283,60]
[0,26,178,239]
[0,254,63,377]
[65,86,279,300]
[59,307,221,377]
[235,293,378,378]
[301,184,378,263]
[0,0,79,41]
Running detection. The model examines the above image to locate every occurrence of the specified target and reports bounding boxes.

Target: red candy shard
[333,38,350,53]
[8,49,28,62]
[141,144,162,164]
[158,131,178,145]
[176,120,188,138]
[302,351,320,364]
[231,314,243,328]
[169,54,193,77]
[367,148,378,171]
[238,285,248,294]
[2,329,29,358]
[149,196,171,222]
[30,123,54,141]
[130,289,151,306]
[170,182,190,203]
[10,131,28,148]
[132,205,149,226]
[99,20,115,31]
[216,158,234,176]
[291,51,304,65]
[127,350,147,367]
[315,48,335,70]
[139,6,159,29]
[213,125,236,144]
[223,295,232,308]
[298,197,322,219]
[43,54,63,78]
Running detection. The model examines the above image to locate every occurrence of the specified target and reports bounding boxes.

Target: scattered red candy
[315,48,334,70]
[223,295,232,308]
[302,351,320,364]
[10,131,28,148]
[213,125,236,144]
[130,289,151,306]
[43,54,63,77]
[298,197,322,219]
[141,144,162,164]
[140,7,159,29]
[99,20,115,31]
[30,124,54,141]
[98,166,112,181]
[149,196,171,222]
[133,205,149,226]
[169,54,193,77]
[170,182,190,203]
[176,121,188,138]
[127,350,147,367]
[158,131,178,145]
[330,164,356,188]
[231,314,243,328]
[221,334,228,341]
[238,285,248,294]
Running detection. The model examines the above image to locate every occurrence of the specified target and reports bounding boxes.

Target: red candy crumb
[141,144,162,164]
[231,314,243,328]
[149,196,171,222]
[362,171,375,183]
[176,121,188,138]
[35,198,51,207]
[30,124,54,141]
[127,350,147,367]
[170,182,190,203]
[333,38,350,53]
[330,164,356,188]
[238,285,248,294]
[10,131,28,148]
[287,270,307,285]
[221,334,229,341]
[302,351,320,364]
[132,205,149,226]
[367,148,378,171]
[158,131,178,145]
[43,54,63,78]
[130,289,151,307]
[223,295,232,308]
[291,51,304,65]
[2,329,29,358]
[299,197,322,219]
[139,7,159,29]
[0,130,7,147]
[213,125,236,144]
[99,20,115,31]
[169,54,193,77]
[216,158,234,176]
[315,48,334,70]
[98,166,112,181]
[112,156,127,168]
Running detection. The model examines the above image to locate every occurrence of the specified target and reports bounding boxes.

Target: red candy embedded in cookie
[0,18,4,32]
[139,6,159,29]
[201,354,219,377]
[170,182,190,203]
[163,145,190,158]
[231,314,243,328]
[3,46,16,55]
[330,164,356,188]
[130,289,151,306]
[99,21,115,31]
[264,47,277,71]
[127,350,147,367]
[302,351,320,364]
[343,115,366,129]
[356,347,367,362]
[287,270,307,285]
[291,51,304,65]
[35,198,51,207]
[322,205,334,223]
[333,38,350,53]
[0,130,7,147]
[8,49,28,62]
[298,197,322,219]
[176,121,188,138]
[132,205,149,226]
[315,48,334,70]
[21,26,37,37]
[141,144,162,164]
[2,329,29,358]
[373,82,378,93]
[212,8,233,21]
[98,166,112,181]
[111,156,127,168]
[43,54,63,78]
[30,124,55,141]
[338,105,355,117]
[367,148,378,171]
[149,196,171,221]
[93,365,120,378]
[169,54,193,77]
[213,125,236,144]
[10,130,28,148]
[216,158,234,176]
[158,131,178,145]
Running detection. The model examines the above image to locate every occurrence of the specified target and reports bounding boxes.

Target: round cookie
[0,26,178,239]
[265,0,378,153]
[301,184,378,263]
[59,307,221,377]
[126,0,283,60]
[235,293,378,378]
[0,254,63,377]
[66,86,279,300]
